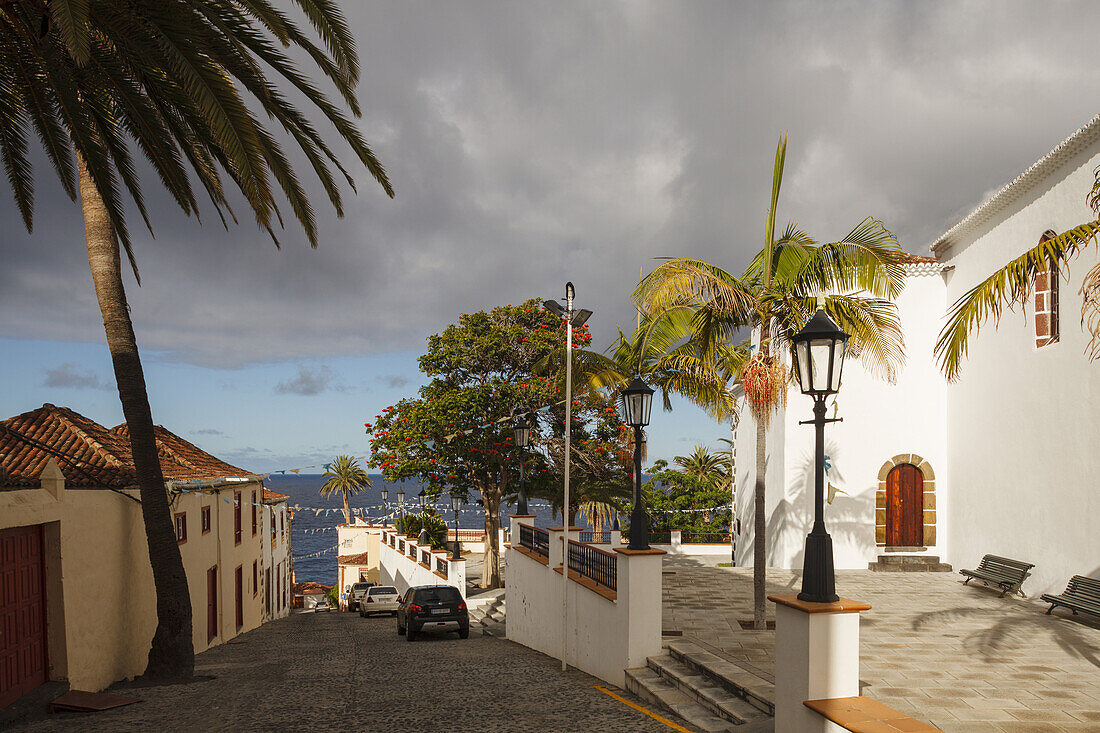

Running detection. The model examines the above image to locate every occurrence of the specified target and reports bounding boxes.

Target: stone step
[647,655,768,726]
[868,555,952,572]
[667,640,775,717]
[625,666,740,733]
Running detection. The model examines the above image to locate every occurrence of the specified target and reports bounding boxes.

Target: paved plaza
[11,611,673,733]
[661,556,1100,732]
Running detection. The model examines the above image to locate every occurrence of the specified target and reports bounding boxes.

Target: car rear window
[352,583,369,590]
[369,586,397,595]
[414,587,462,603]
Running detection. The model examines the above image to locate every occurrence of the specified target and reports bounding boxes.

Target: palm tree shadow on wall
[912,606,1100,670]
[769,438,875,570]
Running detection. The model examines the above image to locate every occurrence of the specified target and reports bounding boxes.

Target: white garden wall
[378,530,467,599]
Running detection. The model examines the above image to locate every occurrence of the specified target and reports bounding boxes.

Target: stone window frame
[174,511,187,544]
[875,454,936,547]
[1035,230,1060,348]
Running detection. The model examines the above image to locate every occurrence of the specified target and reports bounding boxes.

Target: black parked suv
[397,585,469,641]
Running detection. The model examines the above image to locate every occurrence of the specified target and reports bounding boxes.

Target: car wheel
[406,625,417,642]
[397,620,406,635]
[458,626,470,639]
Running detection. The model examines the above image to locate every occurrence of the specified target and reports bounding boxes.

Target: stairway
[466,589,506,635]
[867,554,952,572]
[625,640,772,731]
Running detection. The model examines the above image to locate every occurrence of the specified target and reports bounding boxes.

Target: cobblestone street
[13,611,675,733]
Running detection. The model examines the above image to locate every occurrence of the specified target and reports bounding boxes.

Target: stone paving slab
[12,611,676,733]
[661,556,1100,732]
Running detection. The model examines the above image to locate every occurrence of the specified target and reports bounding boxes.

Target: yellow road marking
[594,685,695,733]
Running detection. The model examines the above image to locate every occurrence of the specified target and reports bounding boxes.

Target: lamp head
[512,407,532,448]
[380,487,388,503]
[566,281,575,302]
[396,488,405,504]
[790,308,850,397]
[621,376,655,428]
[544,300,565,318]
[451,494,463,512]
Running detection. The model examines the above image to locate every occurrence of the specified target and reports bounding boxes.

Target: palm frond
[935,221,1100,381]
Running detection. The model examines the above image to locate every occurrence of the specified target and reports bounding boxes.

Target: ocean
[268,474,562,584]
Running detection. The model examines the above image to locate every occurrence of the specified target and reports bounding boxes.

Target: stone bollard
[768,594,871,733]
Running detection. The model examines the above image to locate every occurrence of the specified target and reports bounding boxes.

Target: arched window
[1035,230,1060,348]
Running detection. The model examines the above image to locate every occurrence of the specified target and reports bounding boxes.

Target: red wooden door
[234,566,243,630]
[207,566,218,642]
[0,525,47,708]
[886,464,923,546]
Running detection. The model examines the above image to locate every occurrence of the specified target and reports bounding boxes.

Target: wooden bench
[804,696,942,732]
[1041,575,1100,618]
[959,554,1034,597]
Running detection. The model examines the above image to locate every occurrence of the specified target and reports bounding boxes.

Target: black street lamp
[512,406,533,515]
[450,494,463,560]
[790,308,850,604]
[396,488,405,533]
[380,487,388,528]
[621,376,654,550]
[417,491,430,545]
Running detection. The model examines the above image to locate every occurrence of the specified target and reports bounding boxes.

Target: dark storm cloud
[42,363,106,390]
[4,1,1100,366]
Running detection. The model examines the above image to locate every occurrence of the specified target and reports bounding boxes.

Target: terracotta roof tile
[1,404,256,489]
[898,252,938,264]
[292,581,331,595]
[263,488,289,502]
[338,552,371,565]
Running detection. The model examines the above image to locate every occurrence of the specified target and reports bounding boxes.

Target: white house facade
[734,115,1100,596]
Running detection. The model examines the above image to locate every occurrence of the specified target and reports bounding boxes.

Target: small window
[252,560,258,598]
[1035,231,1060,348]
[279,511,284,539]
[174,512,187,544]
[251,490,258,536]
[201,506,211,534]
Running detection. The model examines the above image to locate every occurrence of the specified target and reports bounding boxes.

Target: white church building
[733,115,1100,597]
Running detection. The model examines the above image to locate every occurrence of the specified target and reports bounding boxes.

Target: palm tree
[321,456,372,524]
[0,0,392,679]
[635,135,906,628]
[674,444,728,482]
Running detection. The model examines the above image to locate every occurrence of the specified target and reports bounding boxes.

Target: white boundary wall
[378,530,467,599]
[505,516,663,687]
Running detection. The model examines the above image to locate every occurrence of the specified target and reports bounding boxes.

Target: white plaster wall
[937,145,1100,595]
[378,532,466,599]
[505,520,663,688]
[734,402,787,568]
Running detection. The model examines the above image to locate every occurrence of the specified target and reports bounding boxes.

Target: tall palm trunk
[80,162,194,680]
[342,490,351,524]
[753,419,767,629]
[483,492,502,588]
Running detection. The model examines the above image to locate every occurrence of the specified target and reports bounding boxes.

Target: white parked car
[360,585,400,617]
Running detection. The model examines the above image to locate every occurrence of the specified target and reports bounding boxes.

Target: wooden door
[886,464,923,546]
[234,566,243,630]
[207,566,218,642]
[0,525,47,708]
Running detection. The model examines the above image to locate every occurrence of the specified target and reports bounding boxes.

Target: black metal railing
[519,524,550,559]
[389,534,395,547]
[408,543,417,558]
[422,550,431,566]
[649,531,671,544]
[436,556,448,578]
[398,539,405,553]
[579,531,611,543]
[568,540,617,592]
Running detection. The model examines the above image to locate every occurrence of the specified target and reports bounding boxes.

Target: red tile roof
[898,252,938,264]
[263,488,289,502]
[338,552,371,566]
[1,404,255,489]
[292,581,331,596]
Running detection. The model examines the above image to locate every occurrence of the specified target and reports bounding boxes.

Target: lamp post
[512,406,533,515]
[450,494,462,560]
[790,308,850,604]
[544,282,592,672]
[417,491,430,546]
[380,487,388,528]
[396,488,405,534]
[621,376,655,550]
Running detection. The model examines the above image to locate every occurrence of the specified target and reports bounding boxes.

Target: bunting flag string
[293,544,338,560]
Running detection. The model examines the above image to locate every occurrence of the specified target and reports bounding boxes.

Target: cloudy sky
[3,1,1100,471]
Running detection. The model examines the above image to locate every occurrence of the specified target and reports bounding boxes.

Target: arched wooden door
[886,464,923,547]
